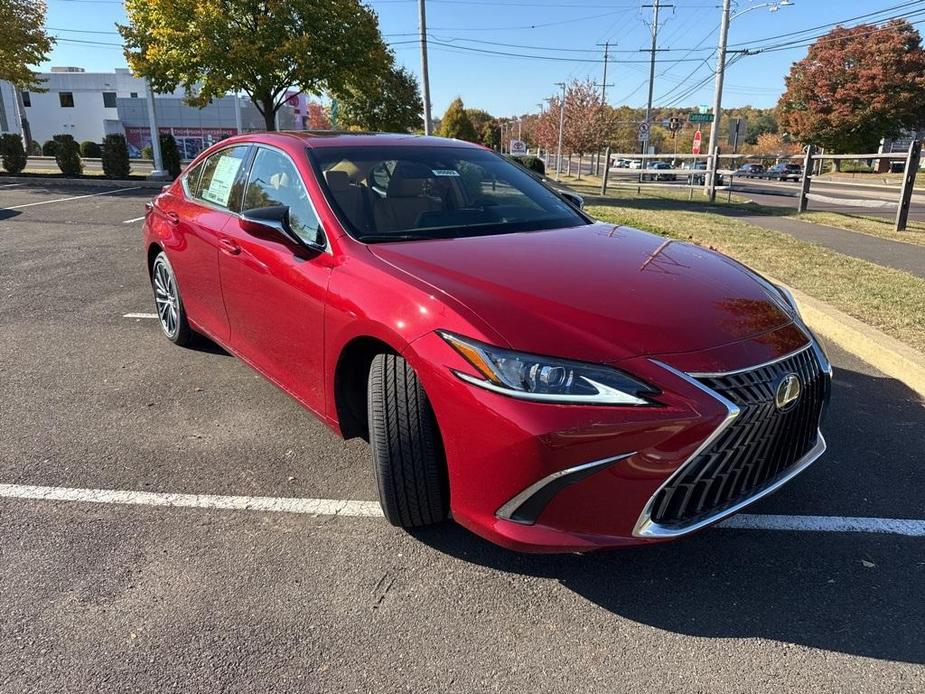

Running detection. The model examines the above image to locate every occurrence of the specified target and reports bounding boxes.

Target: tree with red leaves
[778,19,925,153]
[305,102,332,130]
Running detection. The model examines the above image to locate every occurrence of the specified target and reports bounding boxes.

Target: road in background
[731,177,925,222]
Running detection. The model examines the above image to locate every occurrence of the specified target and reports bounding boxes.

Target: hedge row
[0,134,27,174]
[7,134,180,180]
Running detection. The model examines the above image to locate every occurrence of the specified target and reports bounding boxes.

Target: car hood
[369,223,794,363]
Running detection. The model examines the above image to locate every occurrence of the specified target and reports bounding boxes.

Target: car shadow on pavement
[411,365,925,665]
[188,334,232,357]
[0,209,23,222]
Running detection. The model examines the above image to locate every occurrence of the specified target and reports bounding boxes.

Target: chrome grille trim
[634,341,828,539]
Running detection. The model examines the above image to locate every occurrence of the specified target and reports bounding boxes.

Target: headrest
[325,169,350,192]
[269,172,290,190]
[388,162,433,197]
[390,177,426,197]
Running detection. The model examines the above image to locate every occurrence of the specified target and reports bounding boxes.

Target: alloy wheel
[152,257,180,339]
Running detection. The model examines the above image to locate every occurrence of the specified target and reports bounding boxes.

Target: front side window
[243,147,321,245]
[59,92,74,108]
[102,92,117,108]
[310,145,588,242]
[191,145,250,210]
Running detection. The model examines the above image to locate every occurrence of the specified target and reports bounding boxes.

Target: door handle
[165,211,180,226]
[219,237,241,255]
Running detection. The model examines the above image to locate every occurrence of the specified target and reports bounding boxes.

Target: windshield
[309,145,589,243]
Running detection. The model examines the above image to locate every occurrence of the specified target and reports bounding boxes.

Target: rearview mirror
[558,190,584,210]
[239,206,324,252]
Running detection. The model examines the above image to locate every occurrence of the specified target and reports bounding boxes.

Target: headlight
[439,332,659,406]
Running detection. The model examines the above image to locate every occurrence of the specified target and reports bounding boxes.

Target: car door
[217,145,334,416]
[156,144,251,342]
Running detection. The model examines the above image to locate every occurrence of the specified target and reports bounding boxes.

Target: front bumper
[407,326,831,553]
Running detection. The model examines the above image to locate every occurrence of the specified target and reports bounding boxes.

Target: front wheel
[367,353,449,528]
[151,251,194,346]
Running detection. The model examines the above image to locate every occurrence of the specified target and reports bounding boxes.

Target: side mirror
[239,205,325,252]
[558,190,584,210]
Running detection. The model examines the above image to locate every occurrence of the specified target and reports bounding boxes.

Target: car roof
[215,131,486,151]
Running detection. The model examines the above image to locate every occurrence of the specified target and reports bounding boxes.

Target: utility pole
[594,41,614,176]
[418,0,433,135]
[641,0,670,153]
[706,0,731,183]
[555,82,566,182]
[145,80,167,180]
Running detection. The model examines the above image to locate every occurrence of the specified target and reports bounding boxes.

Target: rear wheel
[151,251,193,346]
[367,353,448,528]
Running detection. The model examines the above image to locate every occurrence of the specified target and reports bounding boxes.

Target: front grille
[650,346,827,527]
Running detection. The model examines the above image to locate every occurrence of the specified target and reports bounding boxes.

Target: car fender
[322,246,510,426]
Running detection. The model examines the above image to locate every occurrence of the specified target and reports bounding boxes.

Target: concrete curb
[783,283,925,401]
[0,176,165,189]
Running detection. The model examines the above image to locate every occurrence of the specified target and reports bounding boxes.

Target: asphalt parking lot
[1,181,923,692]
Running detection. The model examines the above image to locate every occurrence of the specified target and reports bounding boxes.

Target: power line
[726,0,925,49]
[424,39,708,62]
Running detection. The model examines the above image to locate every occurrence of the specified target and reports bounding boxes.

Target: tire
[151,251,194,346]
[367,353,448,528]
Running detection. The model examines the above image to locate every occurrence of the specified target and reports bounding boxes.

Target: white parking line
[122,216,146,224]
[123,312,157,319]
[0,182,26,188]
[0,484,383,517]
[1,186,141,210]
[1,482,922,536]
[719,513,925,536]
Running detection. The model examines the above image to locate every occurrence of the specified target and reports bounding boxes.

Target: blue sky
[40,0,924,119]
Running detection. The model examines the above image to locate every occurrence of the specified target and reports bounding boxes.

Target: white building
[11,67,165,145]
[0,67,296,156]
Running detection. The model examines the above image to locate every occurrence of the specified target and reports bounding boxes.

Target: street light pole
[418,0,433,135]
[706,0,793,189]
[555,82,566,182]
[145,80,167,180]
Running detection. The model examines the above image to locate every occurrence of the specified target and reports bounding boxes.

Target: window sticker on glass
[202,154,244,206]
[432,169,460,177]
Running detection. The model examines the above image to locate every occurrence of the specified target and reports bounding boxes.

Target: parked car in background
[628,159,643,169]
[143,131,831,553]
[683,161,724,186]
[641,161,676,182]
[765,163,803,181]
[737,163,766,178]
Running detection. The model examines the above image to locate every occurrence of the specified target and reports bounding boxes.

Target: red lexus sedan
[143,132,831,553]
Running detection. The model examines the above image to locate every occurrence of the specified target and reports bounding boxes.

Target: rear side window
[189,146,250,210]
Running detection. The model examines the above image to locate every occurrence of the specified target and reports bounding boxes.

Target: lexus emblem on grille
[775,373,802,411]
